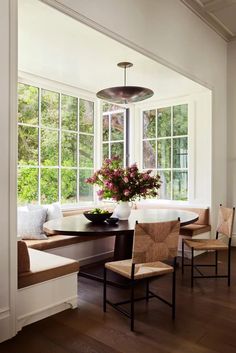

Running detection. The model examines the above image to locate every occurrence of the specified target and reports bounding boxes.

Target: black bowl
[106,217,119,225]
[83,211,112,223]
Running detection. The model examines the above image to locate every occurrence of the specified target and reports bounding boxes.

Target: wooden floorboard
[1,250,236,353]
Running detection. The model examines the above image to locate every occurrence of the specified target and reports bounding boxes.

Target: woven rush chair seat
[104,219,180,331]
[105,259,173,280]
[184,238,228,251]
[182,204,235,287]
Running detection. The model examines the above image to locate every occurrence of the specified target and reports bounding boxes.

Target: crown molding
[181,0,236,42]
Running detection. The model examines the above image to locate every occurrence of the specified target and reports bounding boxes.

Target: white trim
[9,0,18,341]
[18,71,96,101]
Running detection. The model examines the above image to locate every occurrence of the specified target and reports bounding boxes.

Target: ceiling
[18,0,207,103]
[181,0,236,41]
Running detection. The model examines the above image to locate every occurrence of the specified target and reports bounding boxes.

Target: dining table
[43,208,199,286]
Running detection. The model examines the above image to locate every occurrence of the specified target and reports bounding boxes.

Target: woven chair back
[216,205,235,238]
[132,220,180,264]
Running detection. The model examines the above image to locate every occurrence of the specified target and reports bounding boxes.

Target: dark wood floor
[1,250,236,353]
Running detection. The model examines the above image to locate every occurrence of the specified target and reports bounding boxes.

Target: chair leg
[191,247,194,288]
[215,250,218,275]
[103,266,107,312]
[146,279,149,302]
[130,281,135,331]
[172,267,176,320]
[228,247,231,287]
[182,240,184,274]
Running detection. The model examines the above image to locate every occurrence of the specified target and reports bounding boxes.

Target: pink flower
[143,173,150,180]
[97,190,104,197]
[124,176,129,183]
[124,189,130,196]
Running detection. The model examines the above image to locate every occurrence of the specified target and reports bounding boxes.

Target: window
[102,102,128,167]
[18,83,95,205]
[142,104,188,200]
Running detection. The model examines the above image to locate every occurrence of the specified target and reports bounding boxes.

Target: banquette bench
[23,203,211,255]
[17,240,79,331]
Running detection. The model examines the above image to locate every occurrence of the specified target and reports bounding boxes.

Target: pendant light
[96,62,154,104]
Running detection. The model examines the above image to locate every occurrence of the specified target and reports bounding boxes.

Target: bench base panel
[17,273,78,332]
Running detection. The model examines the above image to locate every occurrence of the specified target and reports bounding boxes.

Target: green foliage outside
[142,104,188,201]
[102,103,125,166]
[18,83,94,205]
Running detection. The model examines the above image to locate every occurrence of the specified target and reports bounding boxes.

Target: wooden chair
[103,219,180,331]
[182,205,235,287]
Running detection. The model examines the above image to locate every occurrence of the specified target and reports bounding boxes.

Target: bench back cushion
[135,202,209,225]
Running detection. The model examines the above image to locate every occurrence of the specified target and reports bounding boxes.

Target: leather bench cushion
[25,233,108,251]
[180,224,211,236]
[18,248,80,289]
[18,240,30,274]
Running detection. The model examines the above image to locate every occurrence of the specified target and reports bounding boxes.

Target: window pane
[41,168,58,204]
[111,113,124,140]
[102,102,121,112]
[103,115,109,141]
[61,94,78,131]
[61,132,77,167]
[173,104,188,136]
[157,139,171,168]
[18,126,38,165]
[41,128,58,166]
[61,169,77,204]
[41,89,59,128]
[79,169,93,202]
[173,137,188,168]
[111,142,124,165]
[18,167,38,204]
[158,170,171,200]
[103,143,109,160]
[143,110,156,138]
[143,140,156,169]
[157,107,171,137]
[79,99,94,133]
[18,83,39,125]
[79,134,94,168]
[173,171,188,200]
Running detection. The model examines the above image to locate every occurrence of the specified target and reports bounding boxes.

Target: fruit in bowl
[83,208,112,223]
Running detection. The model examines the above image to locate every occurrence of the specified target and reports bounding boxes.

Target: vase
[113,201,132,220]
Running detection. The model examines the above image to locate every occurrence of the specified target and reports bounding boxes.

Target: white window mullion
[38,87,41,204]
[77,98,80,203]
[58,93,62,203]
[171,106,173,200]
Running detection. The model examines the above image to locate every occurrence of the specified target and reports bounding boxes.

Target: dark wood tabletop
[43,208,199,237]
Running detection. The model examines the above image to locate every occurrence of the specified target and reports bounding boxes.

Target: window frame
[134,98,194,202]
[101,104,129,168]
[18,73,97,206]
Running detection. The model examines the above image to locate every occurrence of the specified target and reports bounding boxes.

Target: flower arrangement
[85,157,161,202]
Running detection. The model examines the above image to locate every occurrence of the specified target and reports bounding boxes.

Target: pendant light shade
[96,62,154,104]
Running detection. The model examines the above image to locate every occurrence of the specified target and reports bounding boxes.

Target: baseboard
[17,296,78,332]
[0,308,13,343]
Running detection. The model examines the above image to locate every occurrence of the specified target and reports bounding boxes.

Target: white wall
[227,40,236,241]
[42,0,227,228]
[0,0,17,343]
